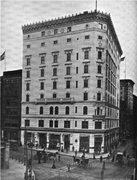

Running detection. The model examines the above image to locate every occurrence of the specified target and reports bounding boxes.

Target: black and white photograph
[1,0,137,180]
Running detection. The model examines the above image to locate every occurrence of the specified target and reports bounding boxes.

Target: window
[66,92,70,98]
[53,40,58,45]
[25,119,30,127]
[66,53,71,61]
[50,107,53,115]
[41,42,45,47]
[55,120,58,128]
[55,106,59,115]
[83,106,88,115]
[26,83,30,91]
[26,107,29,114]
[82,121,88,129]
[49,120,53,127]
[75,107,77,113]
[66,80,70,88]
[53,54,58,63]
[98,51,102,59]
[39,120,44,127]
[76,53,78,60]
[41,31,45,37]
[85,35,89,40]
[84,51,89,59]
[27,45,30,49]
[26,58,30,66]
[53,68,57,76]
[40,69,44,77]
[76,81,78,88]
[75,121,77,127]
[76,67,78,74]
[40,82,44,90]
[84,64,88,73]
[54,29,58,35]
[40,94,44,99]
[26,94,29,102]
[27,35,30,39]
[97,92,101,101]
[66,67,71,75]
[53,93,57,98]
[98,23,103,29]
[98,35,102,40]
[41,56,45,64]
[84,92,88,101]
[64,121,70,128]
[67,38,71,43]
[40,106,43,114]
[98,65,102,73]
[97,79,101,88]
[95,121,102,129]
[26,71,30,78]
[84,79,88,88]
[53,81,57,89]
[67,27,71,32]
[65,106,69,115]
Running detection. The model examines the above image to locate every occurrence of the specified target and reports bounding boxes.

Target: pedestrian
[61,146,64,152]
[112,154,115,162]
[52,155,56,169]
[75,150,77,157]
[102,161,106,170]
[72,145,74,152]
[100,155,103,163]
[93,153,96,159]
[101,169,104,179]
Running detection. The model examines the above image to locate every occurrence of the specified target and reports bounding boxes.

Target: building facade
[120,79,134,140]
[21,10,122,153]
[1,70,22,141]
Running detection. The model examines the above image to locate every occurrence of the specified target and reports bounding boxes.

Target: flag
[120,56,125,62]
[0,52,5,61]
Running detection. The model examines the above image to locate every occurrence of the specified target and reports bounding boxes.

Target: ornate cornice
[22,10,122,56]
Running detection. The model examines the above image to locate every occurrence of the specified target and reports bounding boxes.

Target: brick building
[1,70,22,140]
[21,10,122,153]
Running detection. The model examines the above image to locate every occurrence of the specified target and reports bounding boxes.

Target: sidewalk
[1,158,26,180]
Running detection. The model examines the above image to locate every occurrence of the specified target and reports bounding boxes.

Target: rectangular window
[26,83,30,91]
[26,71,30,78]
[26,58,30,66]
[67,27,71,32]
[41,56,45,64]
[84,51,89,59]
[55,120,58,128]
[53,40,58,45]
[97,79,101,88]
[25,120,30,127]
[76,81,78,88]
[64,121,70,128]
[67,53,71,61]
[98,65,102,73]
[40,82,44,90]
[41,42,45,47]
[82,121,88,129]
[40,94,44,99]
[75,107,77,113]
[53,68,57,76]
[97,92,101,101]
[53,93,57,98]
[76,67,78,74]
[49,120,53,127]
[85,35,90,39]
[54,29,58,35]
[66,67,71,75]
[95,121,102,129]
[84,64,88,73]
[66,80,70,89]
[39,120,44,127]
[53,81,57,89]
[84,79,88,88]
[75,121,77,127]
[98,23,103,29]
[41,69,44,77]
[84,92,88,100]
[67,38,71,43]
[41,31,45,37]
[98,35,102,40]
[27,45,30,49]
[26,94,29,102]
[98,51,102,59]
[76,53,78,60]
[53,54,58,63]
[66,92,70,98]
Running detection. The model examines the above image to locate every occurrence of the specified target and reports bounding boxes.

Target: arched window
[55,106,59,115]
[26,107,29,114]
[40,106,43,114]
[50,107,53,115]
[66,106,69,115]
[83,106,88,115]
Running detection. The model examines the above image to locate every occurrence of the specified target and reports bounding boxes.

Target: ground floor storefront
[21,129,119,153]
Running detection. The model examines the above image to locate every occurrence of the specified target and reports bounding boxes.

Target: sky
[1,0,137,95]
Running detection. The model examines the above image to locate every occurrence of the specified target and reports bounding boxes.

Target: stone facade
[21,10,122,153]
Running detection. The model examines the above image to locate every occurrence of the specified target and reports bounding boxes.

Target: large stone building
[120,79,134,140]
[21,10,122,153]
[1,70,22,141]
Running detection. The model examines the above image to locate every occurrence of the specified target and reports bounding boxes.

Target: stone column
[4,142,10,169]
[46,133,49,149]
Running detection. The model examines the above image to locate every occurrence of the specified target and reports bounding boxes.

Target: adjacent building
[21,10,122,153]
[120,79,134,140]
[1,70,22,141]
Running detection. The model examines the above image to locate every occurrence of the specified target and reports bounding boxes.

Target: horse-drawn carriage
[73,156,90,168]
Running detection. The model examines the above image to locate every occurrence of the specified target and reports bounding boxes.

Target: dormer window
[54,29,58,35]
[41,31,45,37]
[67,27,71,32]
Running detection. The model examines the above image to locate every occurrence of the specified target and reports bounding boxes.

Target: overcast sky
[1,0,137,95]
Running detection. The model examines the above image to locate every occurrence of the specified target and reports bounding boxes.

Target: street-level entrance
[79,136,89,152]
[64,134,70,150]
[49,134,60,149]
[39,133,47,148]
[94,136,102,154]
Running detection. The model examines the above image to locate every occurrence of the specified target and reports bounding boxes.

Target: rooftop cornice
[22,10,122,55]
